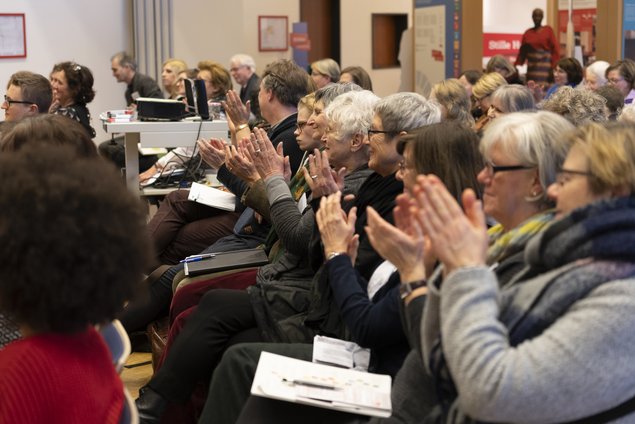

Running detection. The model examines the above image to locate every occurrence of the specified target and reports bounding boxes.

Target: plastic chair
[119,388,139,424]
[98,319,131,374]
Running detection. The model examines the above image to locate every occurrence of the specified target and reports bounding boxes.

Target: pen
[180,253,215,263]
[283,378,341,391]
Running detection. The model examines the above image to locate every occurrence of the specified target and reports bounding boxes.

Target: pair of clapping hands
[197,128,291,184]
[315,175,489,283]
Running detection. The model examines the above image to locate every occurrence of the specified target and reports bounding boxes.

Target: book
[184,248,269,276]
[251,352,392,418]
[187,182,236,211]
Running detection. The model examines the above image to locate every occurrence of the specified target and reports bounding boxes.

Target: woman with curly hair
[49,61,96,138]
[0,144,150,422]
[541,85,608,125]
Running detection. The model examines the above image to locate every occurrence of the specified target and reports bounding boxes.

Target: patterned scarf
[486,209,555,266]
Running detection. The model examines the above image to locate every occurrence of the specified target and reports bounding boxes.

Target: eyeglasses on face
[3,95,33,107]
[367,129,394,138]
[483,162,534,175]
[296,122,307,133]
[230,65,246,73]
[555,168,593,185]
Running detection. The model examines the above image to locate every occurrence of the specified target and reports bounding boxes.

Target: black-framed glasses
[367,129,394,138]
[555,168,593,185]
[484,162,534,175]
[3,95,33,106]
[296,122,307,133]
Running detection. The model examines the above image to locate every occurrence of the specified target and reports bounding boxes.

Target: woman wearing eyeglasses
[49,61,96,138]
[404,120,635,424]
[606,58,635,105]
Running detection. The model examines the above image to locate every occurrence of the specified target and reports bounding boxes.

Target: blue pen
[180,253,215,263]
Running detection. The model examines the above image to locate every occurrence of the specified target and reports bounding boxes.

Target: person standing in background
[515,8,559,85]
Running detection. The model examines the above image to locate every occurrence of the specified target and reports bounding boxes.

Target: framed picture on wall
[0,13,26,58]
[258,16,288,52]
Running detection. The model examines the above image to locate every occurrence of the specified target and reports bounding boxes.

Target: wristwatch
[399,279,427,300]
[326,251,345,261]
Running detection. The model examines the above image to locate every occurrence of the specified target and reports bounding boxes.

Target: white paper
[252,352,392,418]
[187,182,235,211]
[312,335,370,372]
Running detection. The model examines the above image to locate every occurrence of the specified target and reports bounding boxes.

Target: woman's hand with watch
[316,191,358,265]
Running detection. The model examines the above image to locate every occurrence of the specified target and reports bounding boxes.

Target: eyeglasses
[483,162,535,175]
[608,77,625,84]
[367,129,394,138]
[555,168,593,185]
[296,121,307,133]
[3,95,33,106]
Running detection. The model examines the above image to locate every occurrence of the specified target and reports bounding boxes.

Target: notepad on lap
[251,352,392,417]
[183,248,269,276]
[187,182,236,211]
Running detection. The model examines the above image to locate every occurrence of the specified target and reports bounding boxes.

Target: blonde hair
[163,58,187,74]
[430,78,474,127]
[298,92,316,114]
[311,58,341,82]
[570,122,635,195]
[472,72,507,100]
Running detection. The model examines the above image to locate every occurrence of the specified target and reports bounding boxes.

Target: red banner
[483,33,522,57]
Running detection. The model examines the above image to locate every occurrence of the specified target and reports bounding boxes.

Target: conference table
[102,119,229,194]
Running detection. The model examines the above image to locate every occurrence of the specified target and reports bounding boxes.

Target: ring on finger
[311,175,318,179]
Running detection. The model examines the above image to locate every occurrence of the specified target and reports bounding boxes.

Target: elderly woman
[48,61,96,137]
[486,84,535,120]
[408,120,635,423]
[541,85,608,125]
[606,58,635,104]
[472,72,508,132]
[429,78,474,128]
[161,58,187,99]
[0,145,149,422]
[310,58,341,89]
[583,60,610,91]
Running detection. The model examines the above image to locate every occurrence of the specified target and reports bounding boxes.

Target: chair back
[99,319,131,374]
[119,388,139,424]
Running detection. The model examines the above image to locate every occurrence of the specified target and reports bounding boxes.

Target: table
[102,119,229,193]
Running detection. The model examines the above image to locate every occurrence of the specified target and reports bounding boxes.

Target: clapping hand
[244,127,289,180]
[225,137,260,183]
[316,191,359,266]
[365,193,428,282]
[414,175,488,275]
[197,138,227,169]
[302,149,346,199]
[222,90,250,133]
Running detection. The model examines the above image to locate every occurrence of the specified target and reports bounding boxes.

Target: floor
[122,352,153,398]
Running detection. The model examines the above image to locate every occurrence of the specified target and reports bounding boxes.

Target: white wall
[172,0,299,93]
[340,0,412,97]
[172,0,411,98]
[0,1,132,141]
[483,0,547,34]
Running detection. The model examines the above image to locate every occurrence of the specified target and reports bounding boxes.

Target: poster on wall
[414,0,461,97]
[0,14,26,58]
[557,0,597,65]
[624,0,635,60]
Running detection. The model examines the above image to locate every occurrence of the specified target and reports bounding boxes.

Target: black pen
[283,378,341,391]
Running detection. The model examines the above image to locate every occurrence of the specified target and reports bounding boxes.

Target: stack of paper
[252,352,392,418]
[187,182,236,211]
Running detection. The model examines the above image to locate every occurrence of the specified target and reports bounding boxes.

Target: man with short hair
[2,71,52,122]
[229,54,261,121]
[110,51,163,106]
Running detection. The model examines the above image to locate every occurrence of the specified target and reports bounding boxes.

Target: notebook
[183,248,269,276]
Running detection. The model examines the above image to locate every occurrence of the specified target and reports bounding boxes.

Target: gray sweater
[422,267,635,423]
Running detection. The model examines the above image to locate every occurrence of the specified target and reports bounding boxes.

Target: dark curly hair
[557,57,583,86]
[0,114,97,157]
[51,61,96,104]
[0,146,151,333]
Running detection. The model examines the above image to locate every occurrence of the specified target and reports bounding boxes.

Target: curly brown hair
[51,61,96,104]
[0,146,151,333]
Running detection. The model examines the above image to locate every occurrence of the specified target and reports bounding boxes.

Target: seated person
[541,85,608,125]
[0,114,100,348]
[429,78,474,128]
[0,144,150,422]
[1,71,51,126]
[161,58,187,99]
[49,61,97,138]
